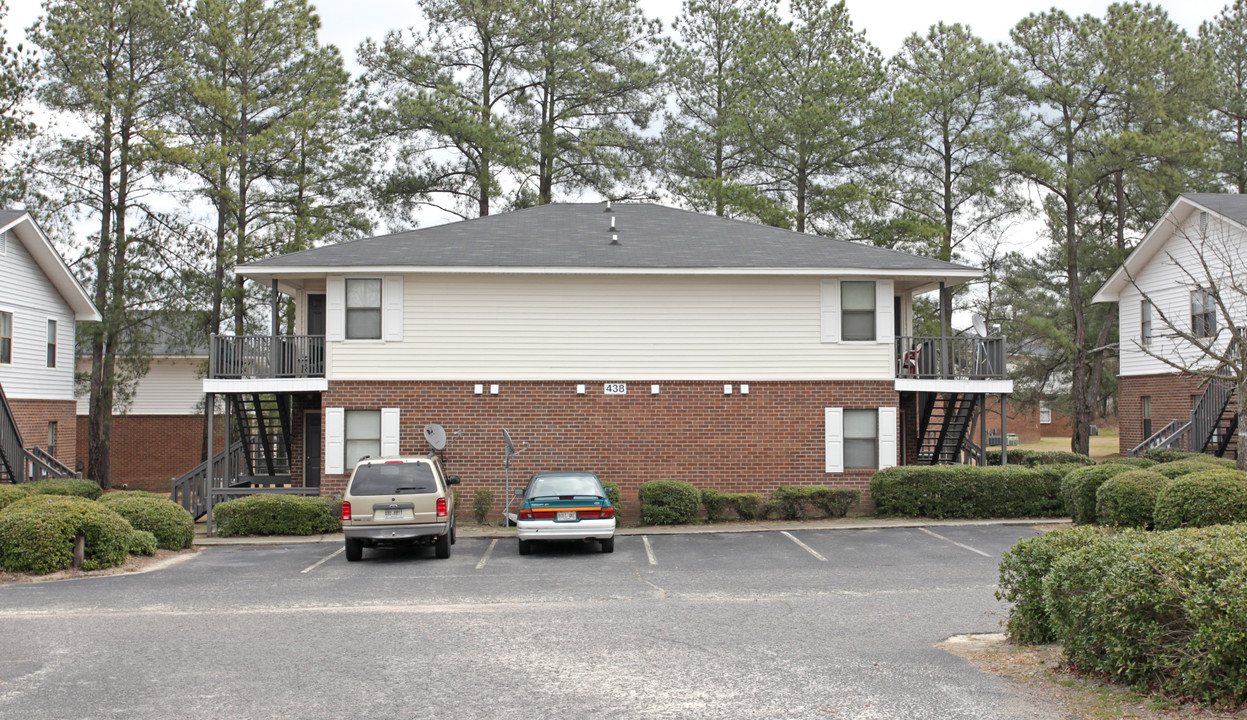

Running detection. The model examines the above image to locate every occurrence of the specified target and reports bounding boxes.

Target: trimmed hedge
[1153,470,1247,530]
[26,477,102,500]
[987,448,1095,467]
[1041,526,1247,705]
[1095,470,1168,529]
[996,525,1109,644]
[870,465,1071,519]
[1097,457,1157,469]
[701,488,729,522]
[600,480,621,517]
[213,495,341,537]
[100,490,167,502]
[1060,464,1135,524]
[0,484,30,511]
[1151,457,1232,480]
[0,495,132,574]
[638,480,700,525]
[471,488,495,524]
[127,529,158,556]
[100,495,194,549]
[1141,447,1237,465]
[771,486,860,519]
[726,492,762,520]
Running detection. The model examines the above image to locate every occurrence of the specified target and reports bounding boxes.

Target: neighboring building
[178,203,1014,524]
[1094,193,1247,458]
[0,210,100,482]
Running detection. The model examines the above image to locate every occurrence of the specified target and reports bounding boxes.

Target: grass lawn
[1015,430,1119,459]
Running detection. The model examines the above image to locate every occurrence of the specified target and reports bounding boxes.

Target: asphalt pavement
[0,525,1058,720]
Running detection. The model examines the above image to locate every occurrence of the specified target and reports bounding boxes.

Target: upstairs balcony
[894,335,1009,388]
[209,334,325,380]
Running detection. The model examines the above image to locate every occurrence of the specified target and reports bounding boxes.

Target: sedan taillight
[577,507,616,519]
[518,509,533,520]
[436,497,447,518]
[341,501,351,520]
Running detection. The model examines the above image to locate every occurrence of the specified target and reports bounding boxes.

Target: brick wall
[321,380,898,519]
[8,398,77,468]
[75,414,225,493]
[1119,373,1235,457]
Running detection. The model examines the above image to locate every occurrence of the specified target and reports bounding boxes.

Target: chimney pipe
[609,234,620,245]
[609,215,616,232]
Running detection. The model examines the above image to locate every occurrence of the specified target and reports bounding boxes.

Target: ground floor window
[47,421,57,457]
[843,409,878,469]
[344,410,381,470]
[1141,396,1152,439]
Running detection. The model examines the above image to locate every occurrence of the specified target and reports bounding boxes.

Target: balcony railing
[210,334,325,379]
[895,335,1007,381]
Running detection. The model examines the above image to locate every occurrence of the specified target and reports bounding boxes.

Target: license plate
[556,510,577,521]
[383,509,403,519]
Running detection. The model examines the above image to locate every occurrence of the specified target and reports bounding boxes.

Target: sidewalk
[193,516,1072,546]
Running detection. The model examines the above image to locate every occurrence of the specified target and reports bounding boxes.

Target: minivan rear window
[349,462,439,496]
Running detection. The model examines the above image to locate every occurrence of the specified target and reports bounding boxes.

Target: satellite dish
[503,429,515,456]
[424,423,447,451]
[972,314,988,337]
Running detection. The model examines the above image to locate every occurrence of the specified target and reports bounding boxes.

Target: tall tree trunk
[795,165,807,233]
[87,65,115,490]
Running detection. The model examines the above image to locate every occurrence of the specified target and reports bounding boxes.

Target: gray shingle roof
[0,209,28,227]
[241,203,977,273]
[1180,193,1247,227]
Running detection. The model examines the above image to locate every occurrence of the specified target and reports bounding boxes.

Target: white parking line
[300,547,343,574]
[781,531,827,562]
[642,536,657,565]
[918,528,991,557]
[476,539,498,570]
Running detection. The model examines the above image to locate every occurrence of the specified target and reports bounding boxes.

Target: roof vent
[609,215,616,232]
[604,199,612,212]
[609,234,620,246]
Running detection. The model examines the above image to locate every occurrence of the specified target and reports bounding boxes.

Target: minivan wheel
[518,539,532,556]
[435,532,451,559]
[345,538,363,562]
[600,537,615,554]
[450,521,456,545]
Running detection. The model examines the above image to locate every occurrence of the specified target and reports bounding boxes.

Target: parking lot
[0,526,1055,720]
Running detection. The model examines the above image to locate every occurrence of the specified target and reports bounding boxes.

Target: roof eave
[237,264,982,282]
[1,214,102,321]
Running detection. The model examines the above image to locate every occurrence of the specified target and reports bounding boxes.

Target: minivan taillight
[436,498,447,518]
[341,501,351,520]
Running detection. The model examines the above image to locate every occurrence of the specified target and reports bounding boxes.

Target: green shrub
[25,477,102,500]
[771,486,810,520]
[1153,470,1247,530]
[1151,456,1234,480]
[127,529,158,556]
[701,488,729,522]
[471,488,495,524]
[1096,457,1157,469]
[871,465,1070,519]
[213,495,341,537]
[987,448,1095,467]
[806,487,860,518]
[726,492,762,520]
[1142,447,1213,464]
[0,485,30,511]
[100,490,167,502]
[1095,470,1168,529]
[996,525,1109,644]
[638,480,700,525]
[0,495,132,574]
[1060,464,1135,524]
[759,499,783,520]
[1042,526,1247,705]
[100,495,194,549]
[600,480,622,517]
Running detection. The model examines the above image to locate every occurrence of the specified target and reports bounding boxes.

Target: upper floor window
[46,319,57,368]
[345,279,382,340]
[1140,300,1152,347]
[841,281,876,341]
[1191,288,1216,338]
[0,311,11,364]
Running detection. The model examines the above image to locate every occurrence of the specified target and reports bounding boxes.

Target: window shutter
[325,407,345,475]
[383,276,403,342]
[875,279,894,345]
[824,407,844,473]
[380,407,401,457]
[326,277,345,342]
[878,406,898,469]
[820,280,840,343]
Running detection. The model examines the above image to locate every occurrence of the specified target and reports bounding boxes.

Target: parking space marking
[642,536,657,565]
[781,531,827,562]
[476,539,498,570]
[918,528,991,557]
[300,547,343,574]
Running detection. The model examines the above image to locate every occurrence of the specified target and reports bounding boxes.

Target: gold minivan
[341,456,460,562]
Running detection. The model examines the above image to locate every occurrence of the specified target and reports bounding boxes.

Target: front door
[307,294,326,336]
[304,412,322,488]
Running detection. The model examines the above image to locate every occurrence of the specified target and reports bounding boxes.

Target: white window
[1191,288,1216,338]
[841,281,876,341]
[345,279,382,340]
[47,422,57,457]
[825,406,895,472]
[344,410,381,469]
[1039,402,1051,425]
[1140,300,1152,347]
[46,319,57,368]
[0,311,10,364]
[843,409,878,468]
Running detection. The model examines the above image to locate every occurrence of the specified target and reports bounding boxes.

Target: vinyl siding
[329,274,896,381]
[75,356,206,415]
[0,230,77,400]
[1119,213,1247,377]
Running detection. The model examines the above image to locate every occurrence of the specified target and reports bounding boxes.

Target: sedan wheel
[518,539,532,556]
[600,537,615,554]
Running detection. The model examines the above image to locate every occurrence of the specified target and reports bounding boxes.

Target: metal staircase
[0,382,21,483]
[917,392,980,464]
[232,394,292,479]
[1129,338,1239,458]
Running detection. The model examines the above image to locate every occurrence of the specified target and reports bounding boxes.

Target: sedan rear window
[528,474,602,498]
[350,462,439,496]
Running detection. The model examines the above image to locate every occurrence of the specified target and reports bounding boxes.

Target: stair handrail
[0,382,24,483]
[22,447,63,482]
[172,440,245,519]
[1188,335,1239,454]
[26,445,77,477]
[1128,418,1183,457]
